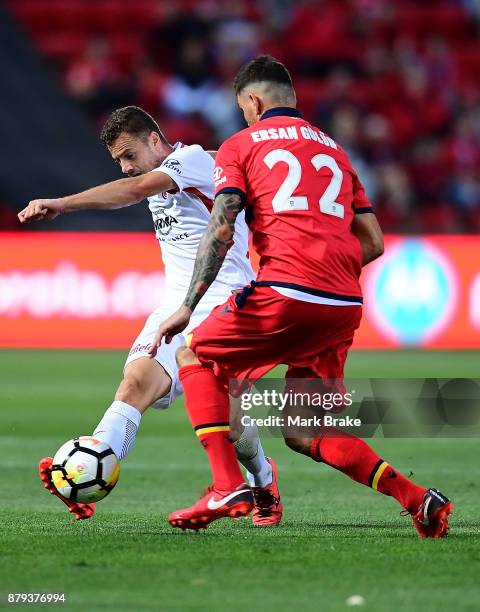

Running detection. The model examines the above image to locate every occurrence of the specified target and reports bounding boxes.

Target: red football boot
[252,457,283,527]
[38,457,96,521]
[411,488,453,538]
[168,483,253,531]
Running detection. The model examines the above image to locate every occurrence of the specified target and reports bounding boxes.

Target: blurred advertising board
[357,235,480,349]
[0,233,162,349]
[0,232,479,349]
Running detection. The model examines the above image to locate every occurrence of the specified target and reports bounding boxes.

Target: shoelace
[400,495,426,519]
[201,485,214,497]
[252,487,275,517]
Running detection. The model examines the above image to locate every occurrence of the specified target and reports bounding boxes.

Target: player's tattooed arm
[147,192,244,355]
[184,192,244,311]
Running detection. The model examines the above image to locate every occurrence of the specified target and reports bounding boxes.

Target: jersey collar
[260,107,303,121]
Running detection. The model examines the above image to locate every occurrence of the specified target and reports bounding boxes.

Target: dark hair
[100,106,166,148]
[233,55,294,96]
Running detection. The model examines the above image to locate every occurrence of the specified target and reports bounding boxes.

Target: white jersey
[147,142,254,309]
[125,142,254,410]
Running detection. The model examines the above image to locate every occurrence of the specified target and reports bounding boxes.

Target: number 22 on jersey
[263,149,345,219]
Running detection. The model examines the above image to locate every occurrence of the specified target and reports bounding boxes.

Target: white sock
[234,422,272,487]
[92,400,142,460]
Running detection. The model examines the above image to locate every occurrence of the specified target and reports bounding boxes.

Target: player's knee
[283,436,312,456]
[115,374,146,408]
[176,346,200,367]
[229,418,243,442]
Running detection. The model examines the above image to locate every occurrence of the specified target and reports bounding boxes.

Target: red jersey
[214,107,373,303]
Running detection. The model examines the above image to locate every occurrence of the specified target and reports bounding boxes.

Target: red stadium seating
[7,0,480,232]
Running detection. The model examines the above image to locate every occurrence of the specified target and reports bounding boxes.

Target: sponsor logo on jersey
[214,166,227,188]
[158,232,190,243]
[162,158,182,174]
[129,342,152,356]
[153,209,179,236]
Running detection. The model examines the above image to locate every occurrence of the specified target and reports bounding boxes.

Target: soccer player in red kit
[150,56,453,536]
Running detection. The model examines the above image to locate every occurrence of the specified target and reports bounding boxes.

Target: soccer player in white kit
[18,106,282,526]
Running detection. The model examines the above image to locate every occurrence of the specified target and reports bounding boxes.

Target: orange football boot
[251,457,283,527]
[38,457,96,520]
[410,488,453,538]
[168,483,253,531]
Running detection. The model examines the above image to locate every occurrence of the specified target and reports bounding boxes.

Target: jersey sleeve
[155,145,214,195]
[352,171,374,214]
[214,137,246,201]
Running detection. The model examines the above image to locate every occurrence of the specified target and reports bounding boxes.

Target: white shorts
[124,296,229,410]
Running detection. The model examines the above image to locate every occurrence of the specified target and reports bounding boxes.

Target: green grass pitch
[1,350,479,611]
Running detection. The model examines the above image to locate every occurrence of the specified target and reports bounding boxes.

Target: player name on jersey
[214,107,373,301]
[250,125,337,149]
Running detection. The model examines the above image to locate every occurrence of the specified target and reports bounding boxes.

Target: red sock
[179,364,244,493]
[310,431,427,514]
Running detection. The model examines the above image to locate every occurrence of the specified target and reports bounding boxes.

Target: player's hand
[18,198,64,224]
[148,305,192,358]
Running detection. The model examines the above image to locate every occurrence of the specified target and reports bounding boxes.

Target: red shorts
[188,284,362,384]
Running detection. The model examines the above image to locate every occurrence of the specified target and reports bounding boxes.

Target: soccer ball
[51,437,119,503]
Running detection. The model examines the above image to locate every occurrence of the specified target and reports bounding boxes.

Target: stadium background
[1,0,479,349]
[1,2,479,611]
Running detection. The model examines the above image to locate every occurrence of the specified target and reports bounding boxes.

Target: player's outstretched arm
[147,192,244,355]
[17,171,177,224]
[351,212,384,266]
